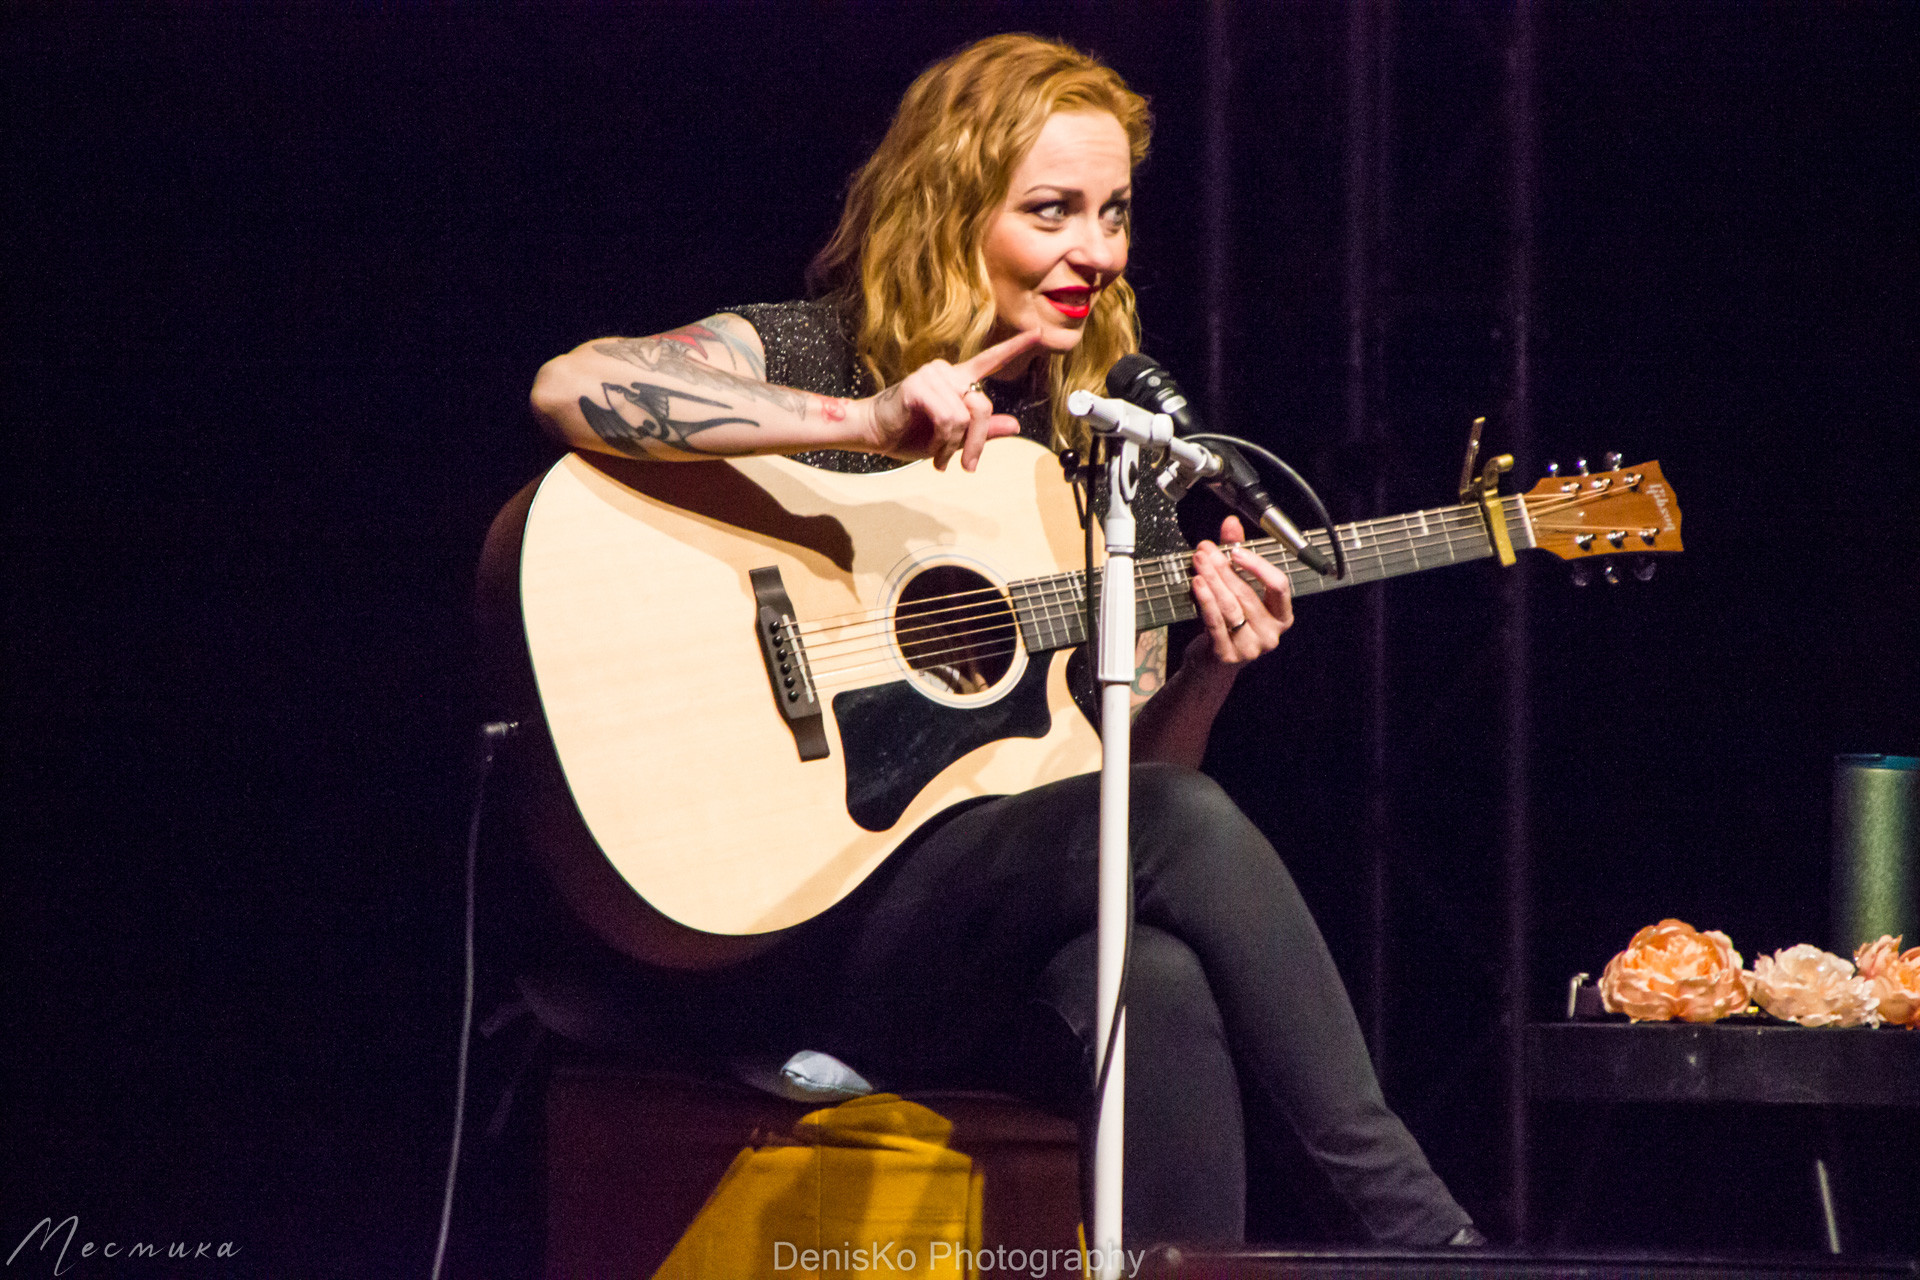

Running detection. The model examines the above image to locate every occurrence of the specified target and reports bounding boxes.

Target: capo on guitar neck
[1458,416,1518,569]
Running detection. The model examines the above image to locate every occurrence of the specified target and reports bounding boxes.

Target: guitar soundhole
[894,565,1017,698]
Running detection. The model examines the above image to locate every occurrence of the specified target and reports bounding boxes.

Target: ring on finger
[966,381,986,396]
[1227,617,1250,635]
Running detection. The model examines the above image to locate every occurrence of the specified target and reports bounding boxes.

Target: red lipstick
[1044,289,1093,319]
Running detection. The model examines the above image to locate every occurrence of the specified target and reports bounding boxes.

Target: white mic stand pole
[1092,432,1136,1280]
[1066,389,1208,1280]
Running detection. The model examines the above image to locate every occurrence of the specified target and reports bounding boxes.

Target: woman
[530,33,1480,1250]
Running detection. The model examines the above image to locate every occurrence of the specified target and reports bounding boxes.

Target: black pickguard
[834,655,1056,831]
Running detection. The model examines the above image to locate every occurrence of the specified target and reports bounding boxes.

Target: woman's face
[981,110,1132,374]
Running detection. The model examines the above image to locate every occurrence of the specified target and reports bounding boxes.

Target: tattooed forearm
[591,336,810,416]
[578,381,759,458]
[1130,627,1169,719]
[554,310,861,459]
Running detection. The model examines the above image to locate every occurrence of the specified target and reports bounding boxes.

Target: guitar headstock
[1524,460,1683,566]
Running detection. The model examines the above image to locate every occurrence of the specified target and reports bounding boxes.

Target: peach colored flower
[1748,944,1880,1027]
[1855,933,1905,979]
[1598,919,1750,1022]
[1853,934,1920,1028]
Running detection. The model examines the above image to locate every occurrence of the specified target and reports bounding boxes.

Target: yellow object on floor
[651,1093,985,1280]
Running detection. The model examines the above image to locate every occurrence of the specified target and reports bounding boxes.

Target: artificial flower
[1748,944,1880,1028]
[1853,934,1920,1028]
[1598,919,1750,1023]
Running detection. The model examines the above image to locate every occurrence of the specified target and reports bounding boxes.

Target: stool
[544,1060,1083,1279]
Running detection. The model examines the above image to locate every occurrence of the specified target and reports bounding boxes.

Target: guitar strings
[796,497,1542,641]
[801,495,1593,684]
[865,493,1595,643]
[806,522,1460,681]
[802,508,1490,683]
[798,487,1601,643]
[799,491,1616,687]
[813,491,1588,655]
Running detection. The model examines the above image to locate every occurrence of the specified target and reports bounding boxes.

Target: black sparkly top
[721,299,1191,560]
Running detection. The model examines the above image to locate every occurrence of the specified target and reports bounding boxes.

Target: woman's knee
[1037,925,1226,1047]
[1128,763,1279,879]
[1131,764,1260,843]
[1126,926,1224,1035]
[1130,762,1234,818]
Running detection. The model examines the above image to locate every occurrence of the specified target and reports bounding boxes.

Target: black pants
[759,763,1471,1249]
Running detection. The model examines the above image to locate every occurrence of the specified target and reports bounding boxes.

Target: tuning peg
[1570,564,1594,587]
[1633,556,1657,582]
[1545,460,1560,477]
[1603,562,1620,586]
[1575,456,1590,475]
[1604,450,1623,471]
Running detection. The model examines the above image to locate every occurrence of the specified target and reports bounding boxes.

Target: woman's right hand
[861,329,1047,471]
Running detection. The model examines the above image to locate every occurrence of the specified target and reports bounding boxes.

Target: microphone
[1105,352,1200,435]
[1104,354,1333,575]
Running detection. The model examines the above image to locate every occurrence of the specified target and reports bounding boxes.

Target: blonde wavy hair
[808,33,1151,449]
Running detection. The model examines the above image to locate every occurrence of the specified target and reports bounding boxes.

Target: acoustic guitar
[477,439,1681,969]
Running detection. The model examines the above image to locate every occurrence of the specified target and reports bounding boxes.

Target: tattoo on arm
[1130,628,1169,719]
[577,382,757,458]
[641,318,768,380]
[650,322,732,364]
[592,336,808,414]
[700,314,769,380]
[577,317,841,459]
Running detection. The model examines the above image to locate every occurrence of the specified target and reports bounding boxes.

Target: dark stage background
[4,4,1915,1276]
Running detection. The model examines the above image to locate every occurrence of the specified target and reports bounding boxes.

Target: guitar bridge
[750,566,829,762]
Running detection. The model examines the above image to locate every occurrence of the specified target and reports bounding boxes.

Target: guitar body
[480,438,1102,969]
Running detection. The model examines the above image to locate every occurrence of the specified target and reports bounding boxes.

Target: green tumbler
[1832,754,1918,955]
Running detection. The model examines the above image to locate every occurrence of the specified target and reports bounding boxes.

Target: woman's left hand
[1130,514,1294,768]
[1187,515,1294,668]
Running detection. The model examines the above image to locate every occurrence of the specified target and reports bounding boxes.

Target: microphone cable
[1105,352,1346,580]
[429,718,517,1280]
[1183,433,1348,582]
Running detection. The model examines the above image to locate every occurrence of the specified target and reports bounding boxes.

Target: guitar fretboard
[1008,495,1534,653]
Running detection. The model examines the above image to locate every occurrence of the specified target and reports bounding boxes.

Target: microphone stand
[1068,389,1335,1272]
[1089,430,1138,1280]
[1068,389,1210,1279]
